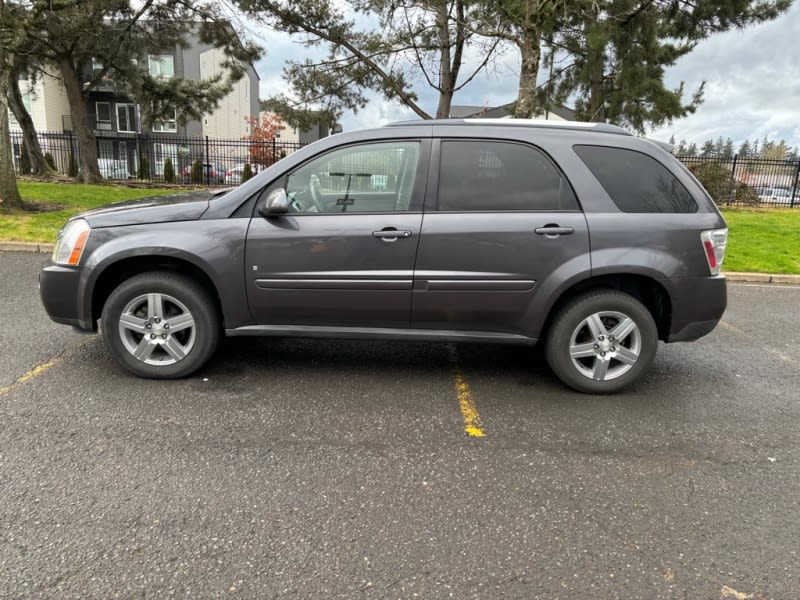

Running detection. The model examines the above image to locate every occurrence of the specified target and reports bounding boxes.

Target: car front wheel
[101,272,220,378]
[545,290,658,394]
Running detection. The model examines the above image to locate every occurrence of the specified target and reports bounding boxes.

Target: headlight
[52,219,91,266]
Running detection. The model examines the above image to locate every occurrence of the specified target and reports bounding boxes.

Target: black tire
[101,272,220,379]
[545,290,658,394]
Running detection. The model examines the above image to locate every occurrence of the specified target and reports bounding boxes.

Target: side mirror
[259,188,289,216]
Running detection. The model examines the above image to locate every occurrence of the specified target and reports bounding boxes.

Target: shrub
[44,152,56,171]
[242,163,253,183]
[163,158,175,184]
[68,151,78,178]
[190,159,203,184]
[19,142,31,175]
[137,154,150,180]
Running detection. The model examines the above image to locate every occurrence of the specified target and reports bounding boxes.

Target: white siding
[21,74,72,133]
[199,48,252,139]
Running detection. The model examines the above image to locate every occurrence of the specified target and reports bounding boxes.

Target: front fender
[81,220,252,329]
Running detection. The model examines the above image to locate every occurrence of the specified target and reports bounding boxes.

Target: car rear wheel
[545,290,658,394]
[101,272,219,378]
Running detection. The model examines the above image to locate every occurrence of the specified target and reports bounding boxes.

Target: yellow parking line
[0,337,96,397]
[720,321,799,369]
[448,346,485,438]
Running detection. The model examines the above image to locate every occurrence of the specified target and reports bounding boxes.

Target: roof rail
[385,118,632,136]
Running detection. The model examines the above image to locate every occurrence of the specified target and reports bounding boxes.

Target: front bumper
[666,275,727,342]
[39,263,96,332]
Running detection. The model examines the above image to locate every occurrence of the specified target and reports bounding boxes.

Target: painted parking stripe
[720,321,800,369]
[0,337,97,397]
[448,345,485,438]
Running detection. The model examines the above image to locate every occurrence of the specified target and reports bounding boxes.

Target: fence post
[791,158,800,209]
[272,137,277,166]
[729,153,738,205]
[205,136,210,185]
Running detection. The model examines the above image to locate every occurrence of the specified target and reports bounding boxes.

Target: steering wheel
[308,174,325,212]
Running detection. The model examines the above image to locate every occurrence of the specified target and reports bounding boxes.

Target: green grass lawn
[0,182,185,243]
[720,208,800,274]
[1,182,798,274]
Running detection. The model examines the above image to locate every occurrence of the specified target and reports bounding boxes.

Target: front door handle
[535,226,574,237]
[372,228,413,242]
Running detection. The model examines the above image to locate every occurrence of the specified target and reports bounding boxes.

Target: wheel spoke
[615,346,639,365]
[120,313,147,333]
[609,317,637,343]
[168,313,195,333]
[147,293,164,320]
[570,342,597,359]
[586,313,607,339]
[592,357,610,381]
[163,337,187,361]
[133,338,156,361]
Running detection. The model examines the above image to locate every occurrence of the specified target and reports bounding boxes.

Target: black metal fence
[9,130,305,186]
[676,154,800,208]
[9,130,800,206]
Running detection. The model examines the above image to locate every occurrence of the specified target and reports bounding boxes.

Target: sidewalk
[2,241,799,285]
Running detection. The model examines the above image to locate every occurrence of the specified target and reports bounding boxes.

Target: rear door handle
[535,226,574,236]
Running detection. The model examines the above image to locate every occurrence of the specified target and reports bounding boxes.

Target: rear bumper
[39,263,96,332]
[666,275,727,342]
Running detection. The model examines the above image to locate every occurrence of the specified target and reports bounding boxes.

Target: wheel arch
[90,255,224,327]
[539,274,672,343]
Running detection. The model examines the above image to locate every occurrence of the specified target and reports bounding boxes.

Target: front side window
[149,55,174,79]
[116,104,138,133]
[574,145,698,213]
[285,141,421,213]
[437,140,577,211]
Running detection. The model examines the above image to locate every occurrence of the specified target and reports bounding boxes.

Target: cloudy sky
[246,2,800,150]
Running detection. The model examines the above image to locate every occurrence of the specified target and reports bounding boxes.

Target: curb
[1,241,799,285]
[0,241,54,254]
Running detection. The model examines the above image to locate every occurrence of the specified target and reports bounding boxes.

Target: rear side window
[437,140,578,211]
[574,145,698,213]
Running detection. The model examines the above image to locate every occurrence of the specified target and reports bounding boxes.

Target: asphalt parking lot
[1,250,799,599]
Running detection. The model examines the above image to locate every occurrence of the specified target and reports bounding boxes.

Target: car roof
[385,118,632,137]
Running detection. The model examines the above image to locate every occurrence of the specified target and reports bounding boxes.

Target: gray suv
[40,120,728,393]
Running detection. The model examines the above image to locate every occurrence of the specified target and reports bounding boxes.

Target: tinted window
[574,145,698,213]
[286,141,420,213]
[437,141,577,211]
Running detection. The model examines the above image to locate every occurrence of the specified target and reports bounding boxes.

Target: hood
[79,190,214,228]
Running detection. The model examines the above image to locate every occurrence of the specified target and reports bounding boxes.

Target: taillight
[701,229,728,276]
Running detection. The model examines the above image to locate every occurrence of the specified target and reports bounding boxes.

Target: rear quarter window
[574,145,698,213]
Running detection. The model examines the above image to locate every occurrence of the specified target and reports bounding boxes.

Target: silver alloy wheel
[568,310,641,381]
[118,293,197,366]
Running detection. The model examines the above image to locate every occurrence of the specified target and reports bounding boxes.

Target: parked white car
[758,187,794,205]
[225,163,260,185]
[98,158,130,180]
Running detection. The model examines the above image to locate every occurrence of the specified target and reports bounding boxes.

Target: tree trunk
[7,66,55,178]
[588,60,606,123]
[0,71,24,211]
[59,58,102,183]
[513,0,542,118]
[434,1,454,119]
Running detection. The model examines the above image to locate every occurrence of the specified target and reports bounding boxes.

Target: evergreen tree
[687,143,698,157]
[723,138,735,159]
[539,0,789,132]
[739,139,752,159]
[700,140,716,158]
[163,158,175,183]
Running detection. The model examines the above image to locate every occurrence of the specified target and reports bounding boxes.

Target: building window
[116,103,138,133]
[152,109,177,133]
[96,102,111,122]
[153,143,178,177]
[149,55,174,79]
